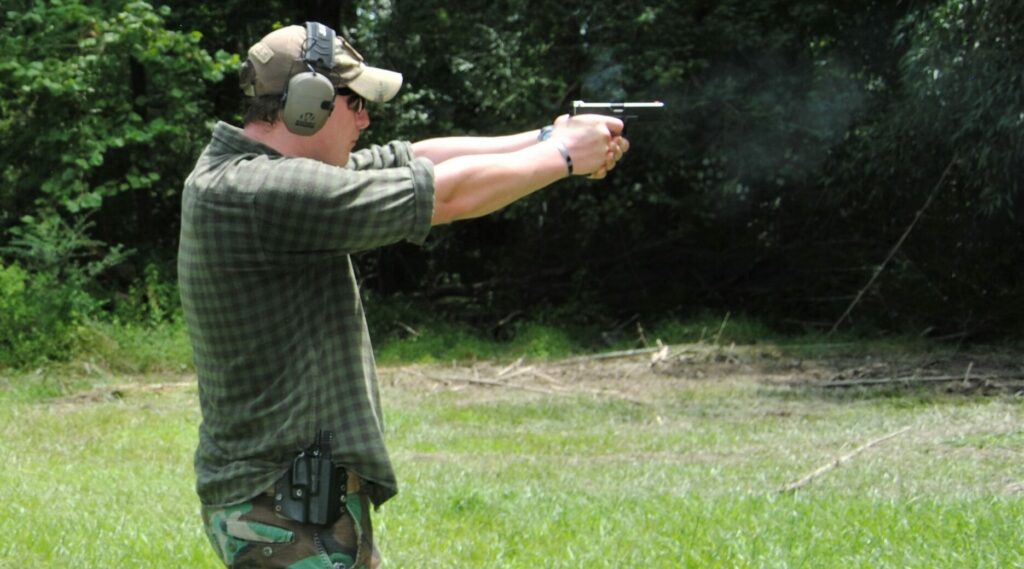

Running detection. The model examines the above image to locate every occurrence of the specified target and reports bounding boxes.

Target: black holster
[273,430,347,527]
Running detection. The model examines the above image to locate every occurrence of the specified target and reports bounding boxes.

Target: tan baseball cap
[240,24,402,103]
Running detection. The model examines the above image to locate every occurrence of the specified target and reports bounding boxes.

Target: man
[179,22,627,569]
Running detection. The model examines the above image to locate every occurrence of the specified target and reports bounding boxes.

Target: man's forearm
[412,129,542,165]
[431,142,568,225]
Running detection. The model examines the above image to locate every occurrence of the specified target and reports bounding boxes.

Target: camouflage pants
[202,475,380,569]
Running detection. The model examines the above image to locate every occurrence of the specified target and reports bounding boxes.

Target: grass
[1,349,1021,568]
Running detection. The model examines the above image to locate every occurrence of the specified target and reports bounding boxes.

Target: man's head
[239,23,402,130]
[239,23,402,166]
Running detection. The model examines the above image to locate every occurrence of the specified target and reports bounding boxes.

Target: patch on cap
[249,42,275,65]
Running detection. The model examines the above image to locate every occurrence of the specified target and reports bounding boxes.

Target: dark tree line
[1,0,1022,365]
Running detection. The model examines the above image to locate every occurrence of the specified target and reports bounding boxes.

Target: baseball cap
[239,24,403,103]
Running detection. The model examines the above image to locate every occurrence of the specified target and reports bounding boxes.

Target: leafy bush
[0,263,76,368]
[0,215,127,368]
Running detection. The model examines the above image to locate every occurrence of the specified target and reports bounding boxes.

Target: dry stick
[496,366,535,382]
[552,346,663,365]
[828,156,958,336]
[497,356,525,377]
[395,321,420,337]
[962,362,974,386]
[529,369,563,385]
[553,342,751,367]
[820,373,1017,388]
[779,426,912,494]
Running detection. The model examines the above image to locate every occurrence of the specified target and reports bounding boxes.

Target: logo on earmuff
[294,112,317,129]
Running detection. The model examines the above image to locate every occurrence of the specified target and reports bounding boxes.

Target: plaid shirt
[178,122,434,507]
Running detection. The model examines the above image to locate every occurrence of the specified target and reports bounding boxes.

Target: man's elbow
[431,198,465,225]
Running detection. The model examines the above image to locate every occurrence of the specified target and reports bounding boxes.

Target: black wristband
[550,140,573,176]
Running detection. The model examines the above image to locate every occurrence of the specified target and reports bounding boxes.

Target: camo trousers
[201,475,380,569]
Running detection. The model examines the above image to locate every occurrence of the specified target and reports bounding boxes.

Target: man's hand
[589,135,630,180]
[551,114,630,179]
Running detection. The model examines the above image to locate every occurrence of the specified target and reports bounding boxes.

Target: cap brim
[346,65,403,103]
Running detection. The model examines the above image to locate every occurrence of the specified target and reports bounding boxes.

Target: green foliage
[0,1,230,367]
[0,214,128,368]
[0,2,227,217]
[114,261,180,326]
[0,1,234,307]
[0,263,77,368]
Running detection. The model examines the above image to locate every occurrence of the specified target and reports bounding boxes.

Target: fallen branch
[496,356,526,377]
[553,346,662,365]
[553,342,740,366]
[395,321,420,337]
[829,155,958,335]
[779,426,912,494]
[529,369,563,385]
[819,374,1018,388]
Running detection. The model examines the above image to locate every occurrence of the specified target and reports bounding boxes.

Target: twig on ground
[529,369,562,385]
[497,356,525,378]
[553,346,663,366]
[779,426,912,494]
[497,366,535,382]
[819,374,1018,388]
[395,321,420,337]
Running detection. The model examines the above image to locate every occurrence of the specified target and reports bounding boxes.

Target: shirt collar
[209,121,282,157]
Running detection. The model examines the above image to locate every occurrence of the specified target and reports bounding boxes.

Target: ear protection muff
[282,22,338,135]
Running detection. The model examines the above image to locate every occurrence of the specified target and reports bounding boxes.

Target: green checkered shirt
[178,122,434,507]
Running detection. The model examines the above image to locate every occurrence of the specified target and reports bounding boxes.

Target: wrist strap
[550,140,573,177]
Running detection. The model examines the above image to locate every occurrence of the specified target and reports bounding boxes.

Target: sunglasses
[335,88,366,113]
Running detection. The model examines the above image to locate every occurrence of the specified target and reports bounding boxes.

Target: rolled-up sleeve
[249,144,435,261]
[347,141,418,171]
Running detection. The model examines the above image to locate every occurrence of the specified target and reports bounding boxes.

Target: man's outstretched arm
[429,116,626,225]
[411,114,628,167]
[412,130,541,165]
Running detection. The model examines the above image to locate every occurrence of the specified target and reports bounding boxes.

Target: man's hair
[243,95,284,125]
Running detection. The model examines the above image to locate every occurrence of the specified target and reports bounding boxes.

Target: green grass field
[1,348,1022,568]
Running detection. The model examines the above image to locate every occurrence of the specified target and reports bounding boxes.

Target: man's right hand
[551,114,629,178]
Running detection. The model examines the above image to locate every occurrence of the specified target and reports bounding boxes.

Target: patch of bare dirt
[378,343,1024,404]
